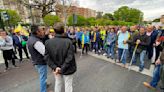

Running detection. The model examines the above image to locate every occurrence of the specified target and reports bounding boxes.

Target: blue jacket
[149,30,158,46]
[96,31,101,42]
[106,32,116,45]
[13,35,28,48]
[81,34,90,44]
[76,31,83,40]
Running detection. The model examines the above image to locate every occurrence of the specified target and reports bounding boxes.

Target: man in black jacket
[45,22,76,92]
[132,27,150,72]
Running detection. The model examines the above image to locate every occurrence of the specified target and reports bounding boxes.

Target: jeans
[54,74,73,92]
[128,46,133,58]
[132,50,146,70]
[118,48,127,64]
[35,65,48,92]
[107,44,115,59]
[94,41,100,53]
[150,65,161,88]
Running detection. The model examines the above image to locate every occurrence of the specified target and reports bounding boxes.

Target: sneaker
[143,82,156,90]
[13,65,19,68]
[139,68,143,72]
[46,82,51,88]
[4,68,9,72]
[92,50,95,52]
[103,53,107,56]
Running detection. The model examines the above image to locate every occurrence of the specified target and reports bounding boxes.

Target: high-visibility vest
[82,34,85,48]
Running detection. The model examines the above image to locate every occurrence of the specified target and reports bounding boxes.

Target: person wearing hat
[48,28,55,39]
[13,29,29,62]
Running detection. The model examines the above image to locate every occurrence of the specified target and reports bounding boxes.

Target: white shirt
[0,36,13,50]
[34,41,45,56]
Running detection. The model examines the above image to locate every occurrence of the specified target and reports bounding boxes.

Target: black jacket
[133,33,150,51]
[27,35,46,65]
[44,34,77,75]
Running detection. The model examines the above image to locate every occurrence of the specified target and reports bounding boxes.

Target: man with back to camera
[45,22,77,92]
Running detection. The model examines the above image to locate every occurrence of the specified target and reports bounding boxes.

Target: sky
[78,0,164,20]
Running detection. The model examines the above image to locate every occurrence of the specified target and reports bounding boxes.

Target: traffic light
[1,11,9,22]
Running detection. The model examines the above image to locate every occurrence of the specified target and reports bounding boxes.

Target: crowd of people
[0,23,164,92]
[66,25,164,91]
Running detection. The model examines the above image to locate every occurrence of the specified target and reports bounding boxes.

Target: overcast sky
[78,0,164,20]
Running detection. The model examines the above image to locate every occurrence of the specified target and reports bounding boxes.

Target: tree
[0,9,21,26]
[153,18,160,22]
[114,6,143,24]
[43,14,60,26]
[103,13,114,20]
[87,17,96,26]
[68,15,87,26]
[17,0,58,18]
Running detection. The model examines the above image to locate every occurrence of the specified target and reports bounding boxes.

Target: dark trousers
[91,42,94,50]
[82,43,89,54]
[100,39,104,50]
[147,46,153,59]
[73,42,77,53]
[78,39,81,49]
[3,49,16,68]
[18,46,29,61]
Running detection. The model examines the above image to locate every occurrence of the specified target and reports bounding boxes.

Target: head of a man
[146,26,153,32]
[31,25,45,38]
[130,26,136,32]
[139,27,146,35]
[121,26,127,33]
[0,29,7,37]
[53,22,64,35]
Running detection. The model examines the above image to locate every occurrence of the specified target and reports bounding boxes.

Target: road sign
[1,11,9,21]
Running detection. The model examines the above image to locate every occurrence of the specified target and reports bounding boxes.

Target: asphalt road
[0,53,156,92]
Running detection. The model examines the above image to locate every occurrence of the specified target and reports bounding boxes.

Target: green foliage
[43,14,60,26]
[153,18,160,22]
[87,17,96,26]
[114,6,143,24]
[103,13,114,20]
[0,9,21,26]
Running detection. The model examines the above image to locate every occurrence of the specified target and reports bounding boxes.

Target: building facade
[0,0,42,24]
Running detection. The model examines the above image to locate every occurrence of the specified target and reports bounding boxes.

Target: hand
[155,41,161,46]
[123,40,127,44]
[54,67,61,75]
[153,43,156,47]
[136,39,140,44]
[155,59,161,65]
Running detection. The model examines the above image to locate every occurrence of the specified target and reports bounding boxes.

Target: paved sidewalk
[78,49,154,77]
